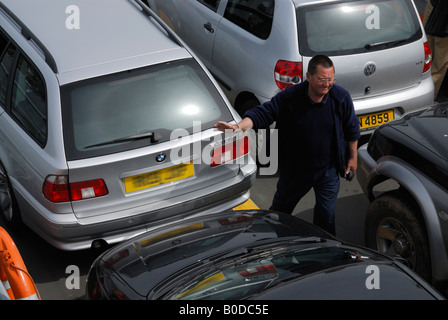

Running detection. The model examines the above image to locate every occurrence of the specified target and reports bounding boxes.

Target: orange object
[0,264,14,299]
[0,227,40,300]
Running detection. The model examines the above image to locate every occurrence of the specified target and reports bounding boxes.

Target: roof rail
[131,0,184,48]
[0,2,58,73]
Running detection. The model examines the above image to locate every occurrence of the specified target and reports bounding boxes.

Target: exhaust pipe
[91,239,108,250]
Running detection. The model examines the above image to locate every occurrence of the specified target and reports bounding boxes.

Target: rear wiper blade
[365,39,407,49]
[85,131,161,148]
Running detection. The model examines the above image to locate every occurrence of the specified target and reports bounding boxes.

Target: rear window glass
[61,59,232,160]
[165,245,367,300]
[297,0,422,56]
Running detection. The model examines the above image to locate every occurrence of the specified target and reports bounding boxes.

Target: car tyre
[365,191,431,281]
[0,163,22,229]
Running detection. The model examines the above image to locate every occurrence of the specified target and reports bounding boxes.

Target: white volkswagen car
[145,0,434,134]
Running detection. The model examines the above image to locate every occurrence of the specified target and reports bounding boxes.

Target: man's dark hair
[308,55,334,75]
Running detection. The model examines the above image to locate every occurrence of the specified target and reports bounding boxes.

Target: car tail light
[43,175,108,202]
[238,264,277,278]
[70,179,108,201]
[423,41,432,73]
[211,136,249,167]
[275,60,302,90]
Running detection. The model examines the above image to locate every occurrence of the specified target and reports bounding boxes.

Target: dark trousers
[270,165,340,235]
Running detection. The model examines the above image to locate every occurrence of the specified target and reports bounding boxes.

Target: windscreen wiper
[85,130,161,148]
[365,39,407,49]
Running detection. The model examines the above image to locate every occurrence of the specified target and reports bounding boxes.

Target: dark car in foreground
[86,210,443,300]
[357,103,448,291]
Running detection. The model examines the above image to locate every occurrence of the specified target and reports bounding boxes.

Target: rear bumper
[19,164,257,251]
[353,77,434,134]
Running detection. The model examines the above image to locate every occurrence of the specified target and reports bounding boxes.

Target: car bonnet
[388,104,448,161]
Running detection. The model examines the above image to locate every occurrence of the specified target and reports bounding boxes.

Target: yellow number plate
[358,110,394,131]
[124,162,194,193]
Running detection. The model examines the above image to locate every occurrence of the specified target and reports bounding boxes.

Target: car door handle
[203,22,214,33]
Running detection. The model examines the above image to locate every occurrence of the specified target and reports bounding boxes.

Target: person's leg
[313,166,340,235]
[270,174,311,214]
[424,1,448,99]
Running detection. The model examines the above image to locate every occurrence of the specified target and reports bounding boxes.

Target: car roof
[0,0,190,83]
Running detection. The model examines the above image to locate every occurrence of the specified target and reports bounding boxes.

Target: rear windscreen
[61,59,232,160]
[297,0,422,56]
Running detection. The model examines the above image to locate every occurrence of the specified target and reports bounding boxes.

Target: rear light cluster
[211,136,249,167]
[423,41,432,73]
[275,60,302,90]
[43,175,108,203]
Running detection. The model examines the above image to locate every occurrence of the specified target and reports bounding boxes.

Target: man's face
[307,65,335,98]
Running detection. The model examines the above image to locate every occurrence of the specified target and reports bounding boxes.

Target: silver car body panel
[2,0,180,76]
[0,0,256,250]
[147,0,434,132]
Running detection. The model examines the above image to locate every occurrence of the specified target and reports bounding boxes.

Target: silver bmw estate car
[0,0,256,250]
[145,0,434,134]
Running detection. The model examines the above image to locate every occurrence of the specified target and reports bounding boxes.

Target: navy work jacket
[245,81,361,177]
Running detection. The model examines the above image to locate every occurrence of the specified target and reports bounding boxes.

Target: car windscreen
[297,0,422,56]
[61,59,232,160]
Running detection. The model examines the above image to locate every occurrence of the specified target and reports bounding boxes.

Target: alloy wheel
[376,216,417,269]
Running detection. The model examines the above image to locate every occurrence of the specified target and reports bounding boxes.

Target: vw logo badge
[364,62,376,76]
[156,153,166,162]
